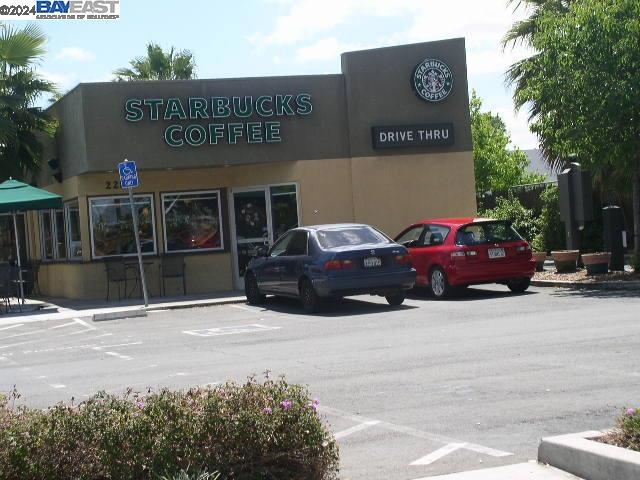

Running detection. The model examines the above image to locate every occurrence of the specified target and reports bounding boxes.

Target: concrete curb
[145,297,246,312]
[531,279,640,290]
[538,430,640,480]
[92,308,148,322]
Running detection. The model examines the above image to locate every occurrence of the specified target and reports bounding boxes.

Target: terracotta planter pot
[551,250,580,273]
[532,252,547,272]
[581,252,611,275]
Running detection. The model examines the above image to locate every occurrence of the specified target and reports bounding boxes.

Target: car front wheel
[299,278,322,313]
[245,272,266,305]
[429,266,451,299]
[507,278,531,293]
[385,291,406,306]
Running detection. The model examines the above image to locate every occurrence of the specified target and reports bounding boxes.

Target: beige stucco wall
[33,152,475,300]
[350,151,477,237]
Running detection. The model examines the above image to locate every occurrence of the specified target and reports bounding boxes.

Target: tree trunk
[634,152,640,269]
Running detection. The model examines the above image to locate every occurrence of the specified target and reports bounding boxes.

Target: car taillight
[323,259,355,270]
[516,245,531,253]
[394,253,411,265]
[451,251,465,259]
[341,259,355,269]
[466,250,477,257]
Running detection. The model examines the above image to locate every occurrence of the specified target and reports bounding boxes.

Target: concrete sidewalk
[417,462,582,479]
[0,291,246,326]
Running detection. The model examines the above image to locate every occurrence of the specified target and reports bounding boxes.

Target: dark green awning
[0,179,62,213]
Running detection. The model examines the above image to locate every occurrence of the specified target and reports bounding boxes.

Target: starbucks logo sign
[412,59,453,102]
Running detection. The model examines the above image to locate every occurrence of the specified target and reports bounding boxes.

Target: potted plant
[581,252,611,275]
[551,250,580,273]
[531,252,547,272]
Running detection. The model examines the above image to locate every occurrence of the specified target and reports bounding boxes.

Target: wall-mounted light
[48,158,62,183]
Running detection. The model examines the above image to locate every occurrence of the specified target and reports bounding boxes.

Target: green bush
[0,377,339,480]
[478,194,540,243]
[605,406,640,452]
[532,186,565,253]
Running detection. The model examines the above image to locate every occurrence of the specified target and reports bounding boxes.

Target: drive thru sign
[118,159,148,307]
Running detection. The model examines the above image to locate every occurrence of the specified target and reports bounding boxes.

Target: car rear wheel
[429,266,451,299]
[299,278,322,313]
[507,278,531,293]
[244,273,265,305]
[385,291,406,306]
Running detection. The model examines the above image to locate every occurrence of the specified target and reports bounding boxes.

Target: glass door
[231,184,299,288]
[232,188,270,287]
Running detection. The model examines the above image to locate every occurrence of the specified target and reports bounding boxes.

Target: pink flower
[281,399,293,410]
[310,399,320,412]
[136,401,145,409]
[627,408,636,416]
[262,407,272,414]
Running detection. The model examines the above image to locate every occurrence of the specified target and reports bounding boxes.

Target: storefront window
[162,190,223,252]
[0,214,27,264]
[89,195,156,258]
[40,209,68,261]
[65,201,82,259]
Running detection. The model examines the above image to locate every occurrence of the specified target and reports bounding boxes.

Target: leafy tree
[470,90,544,195]
[513,0,640,261]
[0,23,56,180]
[479,194,540,243]
[113,43,196,81]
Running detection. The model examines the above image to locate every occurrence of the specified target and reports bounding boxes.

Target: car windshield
[456,221,523,245]
[316,226,390,249]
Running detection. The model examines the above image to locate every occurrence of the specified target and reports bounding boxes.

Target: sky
[27,0,537,149]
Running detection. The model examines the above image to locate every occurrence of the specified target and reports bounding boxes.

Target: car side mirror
[256,246,268,257]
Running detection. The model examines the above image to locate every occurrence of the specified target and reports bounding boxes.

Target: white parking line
[48,383,66,389]
[0,323,23,331]
[103,351,133,361]
[73,317,96,330]
[410,443,466,465]
[49,321,77,330]
[334,420,381,440]
[320,405,513,462]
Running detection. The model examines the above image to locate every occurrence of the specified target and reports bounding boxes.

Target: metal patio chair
[160,256,186,296]
[104,258,128,301]
[0,263,11,313]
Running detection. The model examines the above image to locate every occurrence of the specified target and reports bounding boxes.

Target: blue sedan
[244,223,416,312]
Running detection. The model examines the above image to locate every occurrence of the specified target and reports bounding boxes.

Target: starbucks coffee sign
[412,59,453,102]
[124,94,313,147]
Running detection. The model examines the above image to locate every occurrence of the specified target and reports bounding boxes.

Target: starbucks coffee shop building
[24,38,476,299]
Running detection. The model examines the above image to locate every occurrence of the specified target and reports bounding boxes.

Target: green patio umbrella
[0,179,62,304]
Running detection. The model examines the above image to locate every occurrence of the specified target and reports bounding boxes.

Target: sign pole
[122,158,149,308]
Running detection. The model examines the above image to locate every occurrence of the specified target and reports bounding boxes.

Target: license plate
[363,256,382,268]
[488,248,506,259]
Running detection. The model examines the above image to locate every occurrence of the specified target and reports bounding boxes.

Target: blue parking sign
[118,160,139,188]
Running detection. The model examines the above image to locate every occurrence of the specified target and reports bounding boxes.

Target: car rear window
[316,226,390,249]
[456,221,523,245]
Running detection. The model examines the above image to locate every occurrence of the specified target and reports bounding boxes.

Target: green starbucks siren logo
[412,59,453,102]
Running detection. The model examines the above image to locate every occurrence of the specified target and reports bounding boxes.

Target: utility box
[603,206,625,271]
[558,162,593,250]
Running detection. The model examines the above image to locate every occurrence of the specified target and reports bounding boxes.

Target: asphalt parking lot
[1,285,639,479]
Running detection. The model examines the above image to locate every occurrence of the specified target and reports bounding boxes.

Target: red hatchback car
[395,217,536,299]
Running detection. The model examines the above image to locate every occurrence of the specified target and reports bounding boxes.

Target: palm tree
[113,43,196,81]
[0,23,56,181]
[502,0,575,170]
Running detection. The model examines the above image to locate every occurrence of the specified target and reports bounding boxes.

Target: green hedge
[0,377,339,480]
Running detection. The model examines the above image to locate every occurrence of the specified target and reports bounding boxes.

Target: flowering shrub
[0,377,339,480]
[604,406,640,452]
